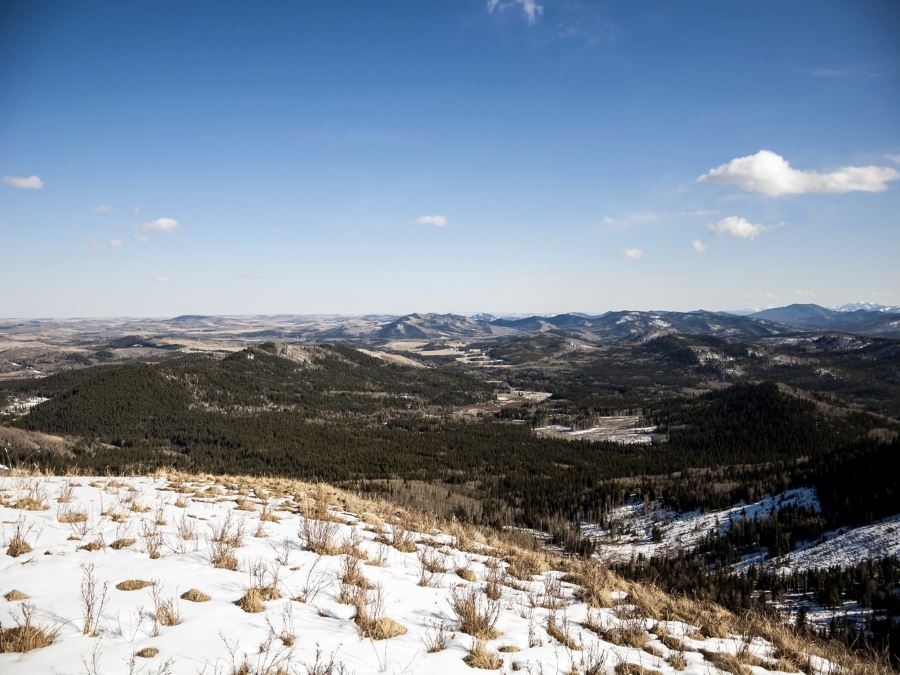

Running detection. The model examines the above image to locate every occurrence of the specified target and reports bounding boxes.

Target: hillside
[0,471,883,674]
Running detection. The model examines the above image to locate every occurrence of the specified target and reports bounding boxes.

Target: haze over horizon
[2,1,899,318]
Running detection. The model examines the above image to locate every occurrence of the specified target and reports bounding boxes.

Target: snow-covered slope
[773,514,900,573]
[583,489,820,563]
[0,475,839,674]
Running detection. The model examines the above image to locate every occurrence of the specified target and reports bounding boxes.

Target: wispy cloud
[708,216,774,240]
[887,154,900,165]
[622,248,643,261]
[699,150,899,196]
[93,205,113,214]
[411,215,448,227]
[155,276,171,283]
[602,209,715,228]
[134,233,151,243]
[2,175,43,190]
[136,217,180,233]
[108,239,124,248]
[486,0,543,25]
[691,239,706,253]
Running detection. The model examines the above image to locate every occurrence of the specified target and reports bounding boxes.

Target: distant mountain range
[749,303,900,335]
[4,304,900,346]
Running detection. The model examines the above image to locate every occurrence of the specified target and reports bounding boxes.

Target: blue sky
[1,0,899,317]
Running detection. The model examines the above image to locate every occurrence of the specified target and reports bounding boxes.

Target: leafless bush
[450,586,501,640]
[292,557,329,603]
[422,619,453,652]
[81,563,110,636]
[151,584,182,631]
[141,520,165,559]
[5,516,34,557]
[299,516,340,555]
[352,583,406,640]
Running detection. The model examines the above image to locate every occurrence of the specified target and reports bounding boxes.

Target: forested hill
[5,342,491,439]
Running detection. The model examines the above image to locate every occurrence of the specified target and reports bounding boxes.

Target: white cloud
[622,248,643,261]
[486,0,543,24]
[691,239,706,253]
[2,175,43,190]
[134,233,151,243]
[708,216,773,240]
[136,217,180,233]
[792,290,816,297]
[411,215,448,227]
[887,154,900,165]
[155,276,171,283]
[108,239,124,248]
[699,150,899,196]
[93,205,112,214]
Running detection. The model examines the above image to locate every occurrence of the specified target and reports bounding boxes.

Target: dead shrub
[5,517,34,557]
[135,647,159,658]
[151,586,182,627]
[14,483,48,511]
[4,590,29,601]
[110,537,136,550]
[300,517,341,555]
[81,563,110,636]
[423,620,453,653]
[352,584,406,640]
[58,507,87,524]
[450,586,501,640]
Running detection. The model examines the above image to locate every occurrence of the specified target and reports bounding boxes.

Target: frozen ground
[583,489,820,563]
[0,475,828,674]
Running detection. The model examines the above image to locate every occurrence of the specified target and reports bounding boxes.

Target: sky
[1,0,899,318]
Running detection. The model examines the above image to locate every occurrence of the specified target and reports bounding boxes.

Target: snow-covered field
[583,489,820,563]
[0,475,831,674]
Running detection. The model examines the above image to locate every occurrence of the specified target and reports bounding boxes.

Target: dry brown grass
[236,587,265,613]
[699,650,751,675]
[299,517,341,556]
[135,647,159,658]
[13,483,48,511]
[116,579,154,591]
[463,640,502,669]
[583,614,648,649]
[57,508,87,524]
[6,517,34,557]
[667,651,687,670]
[3,590,29,601]
[181,588,211,602]
[547,613,580,650]
[110,537,136,549]
[614,664,661,675]
[568,560,617,608]
[450,586,501,640]
[456,567,477,582]
[153,598,181,627]
[0,604,56,653]
[352,585,407,640]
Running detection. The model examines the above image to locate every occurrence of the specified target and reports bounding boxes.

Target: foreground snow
[1,475,829,674]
